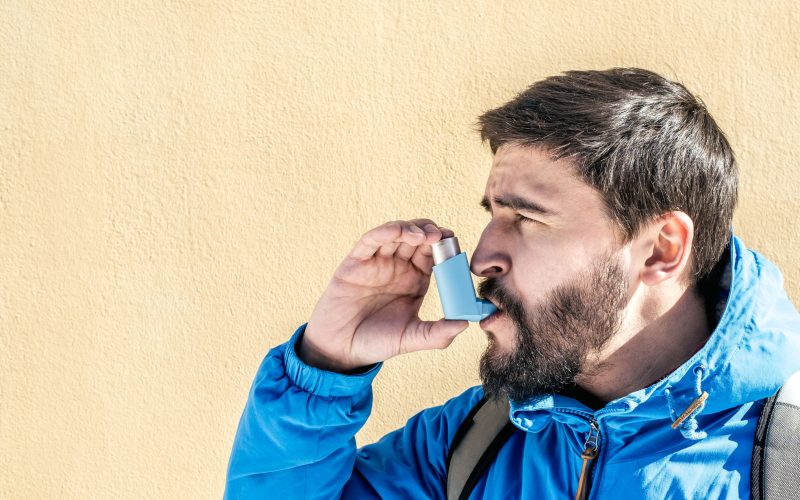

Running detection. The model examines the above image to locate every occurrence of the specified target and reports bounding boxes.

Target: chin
[485,333,516,356]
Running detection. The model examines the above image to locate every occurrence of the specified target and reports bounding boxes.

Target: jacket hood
[508,234,800,453]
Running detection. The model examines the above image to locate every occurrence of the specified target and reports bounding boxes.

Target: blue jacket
[225,236,800,499]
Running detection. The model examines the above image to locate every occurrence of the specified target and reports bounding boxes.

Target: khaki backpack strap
[751,369,800,500]
[446,396,513,500]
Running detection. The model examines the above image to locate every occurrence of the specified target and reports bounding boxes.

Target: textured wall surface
[1,1,798,498]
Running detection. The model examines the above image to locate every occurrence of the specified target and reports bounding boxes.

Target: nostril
[482,265,504,277]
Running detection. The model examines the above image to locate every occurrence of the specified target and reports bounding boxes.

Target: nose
[470,223,511,277]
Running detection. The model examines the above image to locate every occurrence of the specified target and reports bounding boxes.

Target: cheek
[511,247,581,305]
[515,221,619,296]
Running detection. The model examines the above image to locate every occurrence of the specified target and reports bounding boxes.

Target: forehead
[484,144,604,214]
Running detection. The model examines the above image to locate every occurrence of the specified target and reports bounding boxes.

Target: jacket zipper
[552,406,622,500]
[574,419,600,500]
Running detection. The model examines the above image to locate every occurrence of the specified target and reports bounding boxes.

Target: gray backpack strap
[446,396,514,500]
[751,370,800,500]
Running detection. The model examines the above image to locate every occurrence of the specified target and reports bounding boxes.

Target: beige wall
[2,1,798,498]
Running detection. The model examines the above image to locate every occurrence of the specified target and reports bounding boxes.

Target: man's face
[471,143,632,402]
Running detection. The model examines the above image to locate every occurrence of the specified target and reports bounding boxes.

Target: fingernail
[424,224,438,233]
[409,225,424,233]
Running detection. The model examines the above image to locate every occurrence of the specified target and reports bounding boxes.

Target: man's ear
[640,211,694,286]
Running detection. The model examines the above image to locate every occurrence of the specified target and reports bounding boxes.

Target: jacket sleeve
[224,322,484,500]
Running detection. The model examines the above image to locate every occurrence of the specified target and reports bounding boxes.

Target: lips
[485,296,503,313]
[479,306,506,328]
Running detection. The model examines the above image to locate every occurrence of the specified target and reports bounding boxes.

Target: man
[224,68,800,498]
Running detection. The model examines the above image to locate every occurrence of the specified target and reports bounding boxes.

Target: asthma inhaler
[431,236,497,321]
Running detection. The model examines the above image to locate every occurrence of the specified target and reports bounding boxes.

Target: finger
[410,224,455,269]
[410,244,434,273]
[395,241,417,260]
[350,221,426,261]
[377,222,428,257]
[377,241,400,257]
[407,220,448,245]
[401,318,470,354]
[438,226,456,239]
[412,222,456,247]
[408,218,438,230]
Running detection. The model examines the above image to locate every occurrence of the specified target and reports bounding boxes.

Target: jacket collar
[508,234,800,446]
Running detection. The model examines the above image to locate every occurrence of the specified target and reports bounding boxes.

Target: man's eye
[514,213,537,224]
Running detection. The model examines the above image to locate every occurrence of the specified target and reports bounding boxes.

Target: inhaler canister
[431,236,497,322]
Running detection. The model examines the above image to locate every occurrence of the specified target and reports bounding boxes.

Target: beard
[476,255,628,403]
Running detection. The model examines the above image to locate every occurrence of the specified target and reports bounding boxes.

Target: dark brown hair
[478,67,738,283]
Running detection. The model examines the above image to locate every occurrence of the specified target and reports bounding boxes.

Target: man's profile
[224,68,800,499]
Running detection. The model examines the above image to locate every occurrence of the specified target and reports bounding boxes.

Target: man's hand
[299,219,470,373]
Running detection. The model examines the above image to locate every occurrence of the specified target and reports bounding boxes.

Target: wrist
[283,323,383,398]
[296,328,374,375]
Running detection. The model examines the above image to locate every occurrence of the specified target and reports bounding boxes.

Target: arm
[225,323,483,500]
[226,219,471,498]
[224,323,381,499]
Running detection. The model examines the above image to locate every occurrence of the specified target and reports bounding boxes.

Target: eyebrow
[480,194,558,217]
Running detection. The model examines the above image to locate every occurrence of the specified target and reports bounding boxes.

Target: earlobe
[640,212,694,286]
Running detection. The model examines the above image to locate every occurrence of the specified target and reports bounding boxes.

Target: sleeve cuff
[283,322,383,398]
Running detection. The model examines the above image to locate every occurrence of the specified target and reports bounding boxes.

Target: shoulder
[410,385,487,461]
[361,385,485,454]
[417,385,485,434]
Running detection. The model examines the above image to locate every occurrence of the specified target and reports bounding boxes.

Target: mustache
[478,277,523,317]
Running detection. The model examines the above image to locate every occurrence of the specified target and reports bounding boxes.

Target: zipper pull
[574,420,600,500]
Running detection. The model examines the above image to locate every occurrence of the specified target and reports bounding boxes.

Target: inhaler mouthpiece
[431,236,497,322]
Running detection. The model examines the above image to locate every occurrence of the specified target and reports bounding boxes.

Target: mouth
[479,309,505,328]
[479,297,506,328]
[484,295,503,313]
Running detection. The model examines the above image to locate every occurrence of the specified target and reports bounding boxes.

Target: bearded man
[224,68,800,499]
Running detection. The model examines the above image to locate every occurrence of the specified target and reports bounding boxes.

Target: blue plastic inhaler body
[431,236,497,321]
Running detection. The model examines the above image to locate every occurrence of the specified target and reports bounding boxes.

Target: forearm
[224,323,382,499]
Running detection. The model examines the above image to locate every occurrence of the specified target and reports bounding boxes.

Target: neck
[574,283,712,406]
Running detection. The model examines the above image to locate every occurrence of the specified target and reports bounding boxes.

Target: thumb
[403,318,470,353]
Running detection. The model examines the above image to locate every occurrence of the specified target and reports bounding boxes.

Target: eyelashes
[514,213,538,225]
[483,212,541,227]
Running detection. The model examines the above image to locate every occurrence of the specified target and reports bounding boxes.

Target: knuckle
[410,218,437,228]
[381,220,399,230]
[364,221,401,240]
